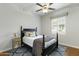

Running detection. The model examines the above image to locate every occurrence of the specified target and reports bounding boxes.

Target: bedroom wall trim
[59,42,79,49]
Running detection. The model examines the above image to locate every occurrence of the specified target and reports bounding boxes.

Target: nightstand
[12,37,21,49]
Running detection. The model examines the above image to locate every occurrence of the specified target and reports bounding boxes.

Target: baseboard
[0,48,12,53]
[59,42,79,49]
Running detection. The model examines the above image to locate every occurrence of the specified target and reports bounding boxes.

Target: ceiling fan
[36,3,55,13]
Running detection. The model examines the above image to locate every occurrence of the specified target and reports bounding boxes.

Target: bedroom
[0,3,79,56]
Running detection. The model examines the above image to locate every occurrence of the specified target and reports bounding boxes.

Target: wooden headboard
[20,26,37,46]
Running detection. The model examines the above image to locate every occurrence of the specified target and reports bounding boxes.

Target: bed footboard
[42,33,58,56]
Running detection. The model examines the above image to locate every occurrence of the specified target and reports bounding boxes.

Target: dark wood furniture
[20,26,58,56]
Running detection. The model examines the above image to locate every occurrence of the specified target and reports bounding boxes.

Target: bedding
[20,26,58,55]
[23,35,56,48]
[24,32,36,37]
[32,39,43,56]
[23,35,43,47]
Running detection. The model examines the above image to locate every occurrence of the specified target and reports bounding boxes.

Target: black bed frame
[20,26,58,56]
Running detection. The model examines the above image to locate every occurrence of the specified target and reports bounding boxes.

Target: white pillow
[25,32,36,37]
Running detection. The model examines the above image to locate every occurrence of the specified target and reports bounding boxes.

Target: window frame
[51,16,66,34]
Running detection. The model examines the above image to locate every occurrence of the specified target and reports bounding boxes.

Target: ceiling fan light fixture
[36,3,55,13]
[42,9,48,13]
[42,4,49,13]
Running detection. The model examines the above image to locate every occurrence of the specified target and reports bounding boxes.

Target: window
[51,16,66,34]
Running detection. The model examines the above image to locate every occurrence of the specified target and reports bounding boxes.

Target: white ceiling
[13,3,71,15]
[0,3,71,15]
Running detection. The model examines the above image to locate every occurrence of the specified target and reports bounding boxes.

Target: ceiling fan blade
[36,9,42,12]
[49,3,53,5]
[36,3,43,7]
[48,8,55,10]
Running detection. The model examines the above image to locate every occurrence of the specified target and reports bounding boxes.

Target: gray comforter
[32,36,54,56]
[32,38,43,56]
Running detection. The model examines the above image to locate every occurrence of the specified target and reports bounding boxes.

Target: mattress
[23,35,56,48]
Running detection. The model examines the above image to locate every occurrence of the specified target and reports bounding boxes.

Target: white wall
[0,4,41,51]
[41,4,79,49]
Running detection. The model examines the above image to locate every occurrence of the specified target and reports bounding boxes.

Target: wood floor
[0,53,9,56]
[65,47,79,56]
[0,51,9,56]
